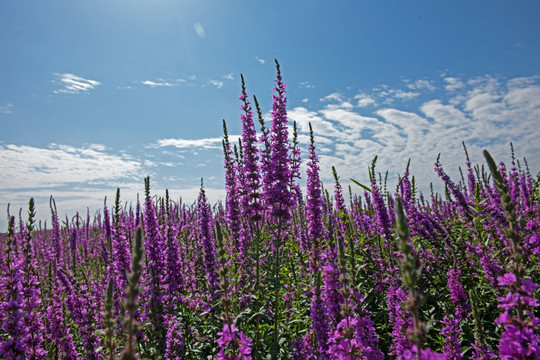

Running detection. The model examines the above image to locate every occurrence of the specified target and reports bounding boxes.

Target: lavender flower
[264,59,293,223]
[215,324,253,360]
[323,247,344,327]
[143,177,167,352]
[495,274,540,359]
[434,156,471,219]
[198,181,219,295]
[310,275,330,354]
[327,316,384,360]
[21,199,47,359]
[164,314,184,360]
[396,345,444,360]
[447,266,470,320]
[112,214,132,290]
[387,285,412,356]
[222,120,243,254]
[306,123,325,271]
[45,270,79,359]
[239,74,263,224]
[370,178,393,241]
[0,259,28,359]
[484,150,540,359]
[440,316,462,360]
[49,197,64,265]
[290,334,315,360]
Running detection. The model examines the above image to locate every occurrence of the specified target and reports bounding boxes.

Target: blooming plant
[0,61,539,360]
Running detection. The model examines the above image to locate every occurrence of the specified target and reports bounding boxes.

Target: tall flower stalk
[484,150,540,359]
[120,226,144,360]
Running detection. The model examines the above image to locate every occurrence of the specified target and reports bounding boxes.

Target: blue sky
[1,0,540,229]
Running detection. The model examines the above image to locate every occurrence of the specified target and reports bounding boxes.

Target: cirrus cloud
[53,73,101,94]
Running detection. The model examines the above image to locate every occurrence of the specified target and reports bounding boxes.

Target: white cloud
[406,79,435,91]
[223,73,235,80]
[0,103,13,114]
[392,90,419,99]
[5,74,540,230]
[320,92,344,102]
[373,86,419,102]
[0,143,144,190]
[156,135,241,150]
[444,77,465,91]
[209,80,224,89]
[256,56,265,64]
[354,94,376,107]
[421,100,468,126]
[53,73,101,94]
[1,183,227,234]
[141,79,177,87]
[300,81,315,88]
[290,75,540,194]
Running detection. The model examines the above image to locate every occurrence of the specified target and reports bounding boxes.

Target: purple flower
[497,324,540,359]
[263,60,293,223]
[447,266,470,320]
[327,316,384,360]
[164,314,184,360]
[397,344,444,360]
[370,179,393,241]
[441,316,462,360]
[306,125,325,271]
[45,274,79,360]
[112,217,131,289]
[434,158,470,219]
[495,272,540,359]
[49,197,64,265]
[290,334,316,360]
[222,121,243,255]
[387,285,412,356]
[216,323,253,360]
[310,288,330,353]
[143,178,167,343]
[238,76,263,224]
[323,248,344,327]
[163,222,184,304]
[0,263,28,359]
[470,343,497,360]
[198,183,219,295]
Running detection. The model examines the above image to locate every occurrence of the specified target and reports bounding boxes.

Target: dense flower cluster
[0,62,538,359]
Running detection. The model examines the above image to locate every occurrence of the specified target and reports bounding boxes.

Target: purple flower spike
[264,60,293,223]
[216,323,253,360]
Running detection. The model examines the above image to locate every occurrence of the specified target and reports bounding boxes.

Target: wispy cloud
[256,56,265,64]
[320,92,344,102]
[0,143,143,189]
[443,77,465,92]
[406,79,436,91]
[0,103,13,114]
[141,79,177,87]
[223,73,234,80]
[289,75,540,192]
[209,80,224,89]
[156,136,241,150]
[300,81,315,89]
[53,73,101,94]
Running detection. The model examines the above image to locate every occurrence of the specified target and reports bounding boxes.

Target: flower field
[1,61,539,359]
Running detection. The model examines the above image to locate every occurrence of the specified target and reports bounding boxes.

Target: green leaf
[350,178,371,192]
